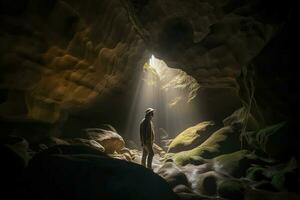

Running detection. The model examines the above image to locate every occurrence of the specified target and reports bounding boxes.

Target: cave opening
[125,55,201,145]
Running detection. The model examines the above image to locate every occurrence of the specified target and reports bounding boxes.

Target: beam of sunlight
[125,55,201,145]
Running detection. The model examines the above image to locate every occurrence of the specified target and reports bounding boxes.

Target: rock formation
[0,0,297,199]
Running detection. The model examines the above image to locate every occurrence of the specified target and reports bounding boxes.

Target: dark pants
[141,144,154,169]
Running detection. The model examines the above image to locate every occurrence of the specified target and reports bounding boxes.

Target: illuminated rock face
[0,0,148,135]
[0,0,294,139]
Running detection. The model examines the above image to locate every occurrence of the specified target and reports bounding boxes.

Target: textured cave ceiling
[0,0,295,140]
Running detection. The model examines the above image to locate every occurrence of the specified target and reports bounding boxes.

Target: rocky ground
[1,107,300,200]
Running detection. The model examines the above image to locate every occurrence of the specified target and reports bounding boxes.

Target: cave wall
[0,0,294,141]
[0,0,148,141]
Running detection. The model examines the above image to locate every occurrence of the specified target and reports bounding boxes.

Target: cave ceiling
[0,0,293,137]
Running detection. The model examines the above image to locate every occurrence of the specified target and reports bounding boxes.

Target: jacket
[140,118,155,146]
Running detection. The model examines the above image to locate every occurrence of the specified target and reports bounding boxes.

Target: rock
[217,179,244,200]
[154,143,166,156]
[176,192,218,200]
[245,188,300,200]
[108,152,128,161]
[242,122,293,159]
[33,144,107,160]
[41,137,70,147]
[84,128,125,154]
[157,162,190,189]
[223,107,260,131]
[0,135,31,166]
[195,171,225,195]
[68,138,105,152]
[25,153,178,200]
[168,121,217,153]
[173,126,241,165]
[252,181,278,192]
[117,147,134,161]
[187,156,208,166]
[213,150,258,178]
[270,158,300,192]
[0,135,30,199]
[181,162,213,183]
[173,184,192,193]
[246,166,268,181]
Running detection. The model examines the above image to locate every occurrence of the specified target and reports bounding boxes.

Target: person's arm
[140,122,144,146]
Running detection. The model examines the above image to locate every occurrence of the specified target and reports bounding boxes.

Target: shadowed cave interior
[0,0,298,200]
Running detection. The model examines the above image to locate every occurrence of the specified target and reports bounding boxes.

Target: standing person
[140,108,155,169]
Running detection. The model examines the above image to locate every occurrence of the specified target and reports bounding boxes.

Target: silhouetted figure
[140,108,155,169]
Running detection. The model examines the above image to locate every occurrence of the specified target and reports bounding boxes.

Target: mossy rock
[246,166,267,181]
[173,126,241,166]
[217,179,244,200]
[168,121,217,153]
[223,107,260,131]
[213,150,258,177]
[270,158,300,192]
[242,122,293,159]
[195,171,225,195]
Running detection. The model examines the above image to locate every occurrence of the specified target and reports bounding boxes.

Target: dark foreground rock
[25,148,178,200]
[0,135,30,199]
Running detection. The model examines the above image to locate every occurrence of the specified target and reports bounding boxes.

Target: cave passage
[125,55,201,144]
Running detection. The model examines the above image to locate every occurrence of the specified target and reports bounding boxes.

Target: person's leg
[141,146,147,167]
[146,145,154,169]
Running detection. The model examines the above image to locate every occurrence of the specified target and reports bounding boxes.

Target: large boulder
[217,179,245,200]
[68,138,105,152]
[213,150,258,178]
[84,128,125,154]
[242,122,294,159]
[25,151,178,200]
[0,135,30,199]
[246,157,300,192]
[157,162,190,189]
[195,171,226,196]
[168,121,218,153]
[245,188,300,200]
[39,136,70,147]
[173,125,241,165]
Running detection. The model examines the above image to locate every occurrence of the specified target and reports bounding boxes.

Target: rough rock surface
[68,138,105,152]
[217,179,245,200]
[173,125,241,165]
[157,161,190,189]
[213,150,258,178]
[242,122,295,159]
[84,128,125,154]
[223,107,260,131]
[168,121,217,153]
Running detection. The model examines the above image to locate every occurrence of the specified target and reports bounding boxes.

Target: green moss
[246,166,267,181]
[213,150,257,177]
[168,121,215,153]
[173,126,237,165]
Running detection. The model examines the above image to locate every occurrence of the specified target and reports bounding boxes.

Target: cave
[0,0,298,200]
